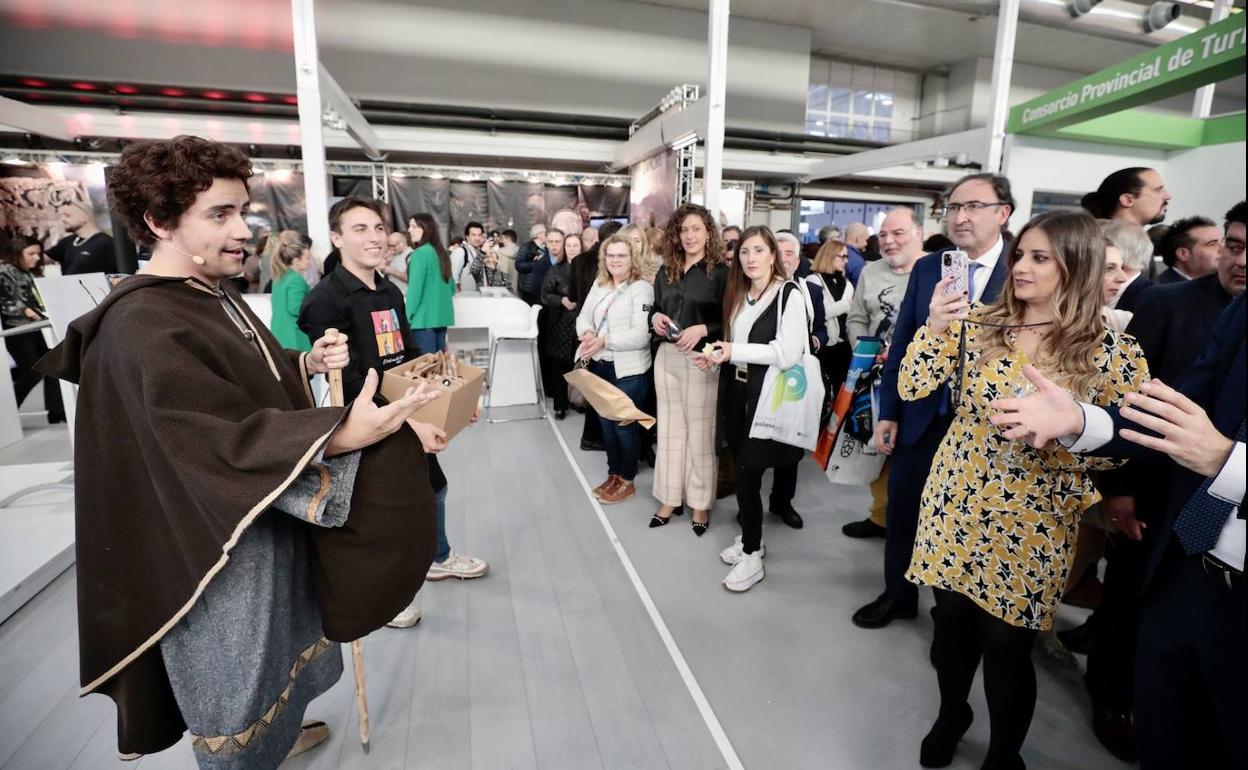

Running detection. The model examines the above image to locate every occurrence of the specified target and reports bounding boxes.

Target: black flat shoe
[920,703,973,768]
[554,409,567,420]
[771,506,804,529]
[580,438,605,451]
[841,518,886,539]
[852,593,918,629]
[1056,619,1095,655]
[1091,707,1138,762]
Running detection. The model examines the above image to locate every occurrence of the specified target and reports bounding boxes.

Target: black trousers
[1084,529,1153,710]
[932,588,1038,767]
[770,461,798,512]
[546,354,572,411]
[7,331,64,418]
[736,464,768,553]
[883,415,952,606]
[1134,549,1245,770]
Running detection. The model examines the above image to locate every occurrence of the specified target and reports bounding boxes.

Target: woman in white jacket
[575,234,656,504]
[697,226,810,592]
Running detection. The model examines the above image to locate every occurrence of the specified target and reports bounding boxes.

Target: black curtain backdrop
[250,172,308,235]
[389,177,451,242]
[578,185,629,221]
[486,181,546,238]
[448,181,488,239]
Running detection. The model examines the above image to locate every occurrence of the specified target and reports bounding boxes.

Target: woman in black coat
[540,234,580,418]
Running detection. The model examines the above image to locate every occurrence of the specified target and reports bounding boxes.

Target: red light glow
[161,87,187,97]
[20,78,48,88]
[202,90,227,100]
[243,93,267,103]
[282,95,299,106]
[71,82,98,91]
[114,84,140,94]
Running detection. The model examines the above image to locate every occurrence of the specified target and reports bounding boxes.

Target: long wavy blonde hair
[975,211,1107,397]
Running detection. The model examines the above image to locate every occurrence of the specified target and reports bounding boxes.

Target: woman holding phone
[648,204,728,534]
[899,211,1148,769]
[697,226,808,591]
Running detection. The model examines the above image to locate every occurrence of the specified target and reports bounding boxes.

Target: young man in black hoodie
[300,198,489,628]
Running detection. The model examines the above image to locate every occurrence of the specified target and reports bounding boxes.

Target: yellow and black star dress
[899,314,1149,631]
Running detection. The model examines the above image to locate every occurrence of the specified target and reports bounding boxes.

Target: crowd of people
[9,134,1243,770]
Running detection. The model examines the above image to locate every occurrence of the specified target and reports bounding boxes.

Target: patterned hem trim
[190,637,333,758]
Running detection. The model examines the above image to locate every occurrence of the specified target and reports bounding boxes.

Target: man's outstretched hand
[325,369,439,456]
[988,365,1083,447]
[1117,379,1234,477]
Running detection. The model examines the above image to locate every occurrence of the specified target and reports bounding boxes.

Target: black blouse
[649,259,729,345]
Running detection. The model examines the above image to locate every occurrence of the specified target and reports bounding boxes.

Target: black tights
[932,588,1038,768]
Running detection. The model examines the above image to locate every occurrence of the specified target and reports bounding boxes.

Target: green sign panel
[1008,13,1247,134]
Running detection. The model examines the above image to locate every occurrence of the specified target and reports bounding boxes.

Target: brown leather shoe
[592,475,620,499]
[599,479,635,504]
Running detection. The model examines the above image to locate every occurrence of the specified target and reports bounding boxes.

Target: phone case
[941,250,969,296]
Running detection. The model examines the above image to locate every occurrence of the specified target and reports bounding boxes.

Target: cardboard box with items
[380,352,485,441]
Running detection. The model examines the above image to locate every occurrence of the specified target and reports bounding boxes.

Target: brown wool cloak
[37,275,437,755]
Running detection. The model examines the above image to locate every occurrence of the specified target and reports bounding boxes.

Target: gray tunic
[159,449,360,769]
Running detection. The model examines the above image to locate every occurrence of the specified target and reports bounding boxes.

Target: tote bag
[748,282,825,451]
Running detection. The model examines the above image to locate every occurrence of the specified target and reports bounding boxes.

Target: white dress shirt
[968,237,1005,305]
[1064,404,1245,569]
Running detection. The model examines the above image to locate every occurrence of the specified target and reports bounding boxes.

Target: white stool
[485,304,547,423]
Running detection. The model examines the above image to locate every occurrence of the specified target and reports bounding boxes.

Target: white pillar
[1191,0,1232,119]
[290,0,331,261]
[985,0,1020,173]
[703,0,729,221]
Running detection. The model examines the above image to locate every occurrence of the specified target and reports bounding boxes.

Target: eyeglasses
[939,201,1006,218]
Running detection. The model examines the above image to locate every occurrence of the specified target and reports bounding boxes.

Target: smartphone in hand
[941,250,969,296]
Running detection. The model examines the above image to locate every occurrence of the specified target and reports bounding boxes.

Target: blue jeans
[433,484,451,563]
[412,327,448,355]
[590,360,649,481]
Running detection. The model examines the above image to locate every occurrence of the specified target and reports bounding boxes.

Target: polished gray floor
[0,411,1129,770]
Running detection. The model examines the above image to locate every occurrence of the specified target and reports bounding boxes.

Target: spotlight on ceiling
[1066,0,1103,18]
[1144,2,1181,33]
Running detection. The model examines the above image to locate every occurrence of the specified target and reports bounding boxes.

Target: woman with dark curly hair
[646,203,728,534]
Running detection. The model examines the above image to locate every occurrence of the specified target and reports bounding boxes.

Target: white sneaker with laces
[722,551,764,592]
[719,535,765,565]
[426,551,490,581]
[386,602,422,629]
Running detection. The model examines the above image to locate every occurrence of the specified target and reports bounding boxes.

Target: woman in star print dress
[899,211,1149,770]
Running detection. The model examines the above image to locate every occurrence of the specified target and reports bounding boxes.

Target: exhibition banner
[1007,13,1246,135]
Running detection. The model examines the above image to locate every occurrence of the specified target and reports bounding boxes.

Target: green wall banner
[1008,13,1246,135]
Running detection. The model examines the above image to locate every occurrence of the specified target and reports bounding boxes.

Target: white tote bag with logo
[748,282,825,451]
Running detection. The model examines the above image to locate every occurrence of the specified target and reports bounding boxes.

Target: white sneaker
[722,551,764,593]
[719,535,765,565]
[386,602,422,629]
[426,551,490,581]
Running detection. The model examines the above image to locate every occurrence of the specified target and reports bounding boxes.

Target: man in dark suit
[1075,201,1245,759]
[1155,216,1222,284]
[851,173,1013,628]
[990,292,1245,770]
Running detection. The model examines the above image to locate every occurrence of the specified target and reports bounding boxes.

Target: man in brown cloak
[37,136,436,769]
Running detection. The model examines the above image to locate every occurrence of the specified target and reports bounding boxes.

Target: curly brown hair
[108,135,253,245]
[661,203,724,284]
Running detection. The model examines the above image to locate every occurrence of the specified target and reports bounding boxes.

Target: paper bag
[564,368,655,429]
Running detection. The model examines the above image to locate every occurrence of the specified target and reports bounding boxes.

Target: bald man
[843,222,869,285]
[842,208,924,539]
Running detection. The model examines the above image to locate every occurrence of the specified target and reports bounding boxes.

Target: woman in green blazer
[405,213,456,353]
[269,235,313,352]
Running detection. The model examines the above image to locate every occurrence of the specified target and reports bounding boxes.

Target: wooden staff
[325,329,371,752]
